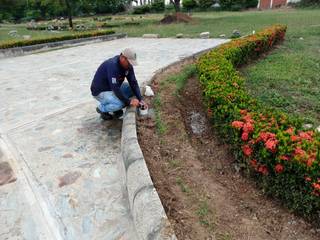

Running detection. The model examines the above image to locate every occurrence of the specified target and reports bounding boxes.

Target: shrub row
[197,25,320,224]
[0,30,115,49]
[132,0,165,14]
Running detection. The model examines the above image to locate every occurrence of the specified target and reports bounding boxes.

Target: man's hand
[130,99,140,107]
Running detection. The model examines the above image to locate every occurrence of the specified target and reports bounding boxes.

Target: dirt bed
[136,62,319,240]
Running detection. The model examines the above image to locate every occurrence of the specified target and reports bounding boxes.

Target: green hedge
[0,30,115,49]
[197,25,320,224]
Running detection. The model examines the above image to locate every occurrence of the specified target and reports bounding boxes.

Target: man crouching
[90,48,146,120]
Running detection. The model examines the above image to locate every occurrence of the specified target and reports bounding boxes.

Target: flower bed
[0,29,115,49]
[197,25,320,223]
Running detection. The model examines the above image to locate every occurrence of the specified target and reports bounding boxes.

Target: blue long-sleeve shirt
[90,55,142,106]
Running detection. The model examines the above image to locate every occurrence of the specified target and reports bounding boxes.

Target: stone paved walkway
[0,37,228,240]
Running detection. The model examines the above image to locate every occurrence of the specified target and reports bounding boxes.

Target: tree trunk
[65,0,73,29]
[170,0,180,12]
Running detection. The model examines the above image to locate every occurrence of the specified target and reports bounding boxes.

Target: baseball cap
[121,48,138,66]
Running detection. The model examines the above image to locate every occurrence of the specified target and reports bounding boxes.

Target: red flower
[305,176,312,182]
[240,109,247,115]
[250,159,258,168]
[312,183,320,191]
[285,127,294,135]
[258,165,269,175]
[243,122,254,133]
[231,121,244,130]
[257,132,276,143]
[242,145,253,157]
[290,135,300,142]
[306,153,316,167]
[298,131,313,141]
[294,147,306,157]
[274,164,284,173]
[280,155,290,161]
[243,114,254,124]
[265,139,278,152]
[241,132,249,141]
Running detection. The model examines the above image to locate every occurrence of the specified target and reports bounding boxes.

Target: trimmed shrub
[132,5,151,14]
[0,30,115,49]
[220,0,258,10]
[183,0,198,10]
[197,25,320,224]
[245,0,259,8]
[151,0,165,12]
[198,0,214,9]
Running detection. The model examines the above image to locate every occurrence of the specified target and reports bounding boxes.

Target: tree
[170,0,181,12]
[64,0,73,28]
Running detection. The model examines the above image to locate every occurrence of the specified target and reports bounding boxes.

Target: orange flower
[290,135,300,142]
[285,127,294,135]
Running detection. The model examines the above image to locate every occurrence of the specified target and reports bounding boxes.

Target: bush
[151,0,165,12]
[245,0,258,8]
[183,0,198,10]
[197,25,320,224]
[198,0,214,9]
[165,3,176,12]
[220,0,257,10]
[299,0,320,6]
[132,5,151,14]
[0,30,115,49]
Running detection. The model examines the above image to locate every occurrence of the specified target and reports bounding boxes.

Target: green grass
[196,199,215,230]
[1,9,319,124]
[241,14,320,125]
[153,94,167,135]
[176,177,191,193]
[0,23,73,42]
[167,64,197,94]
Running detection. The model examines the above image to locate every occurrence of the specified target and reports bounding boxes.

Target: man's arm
[127,67,142,101]
[107,70,130,106]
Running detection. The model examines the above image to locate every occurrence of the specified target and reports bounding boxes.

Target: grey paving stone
[0,37,228,239]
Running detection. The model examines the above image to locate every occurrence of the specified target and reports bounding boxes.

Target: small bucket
[139,103,148,116]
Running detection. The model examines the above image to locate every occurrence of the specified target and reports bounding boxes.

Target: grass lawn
[0,8,319,124]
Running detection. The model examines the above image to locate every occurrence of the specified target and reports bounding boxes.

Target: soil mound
[160,12,193,24]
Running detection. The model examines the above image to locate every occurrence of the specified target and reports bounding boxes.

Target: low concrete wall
[0,33,126,59]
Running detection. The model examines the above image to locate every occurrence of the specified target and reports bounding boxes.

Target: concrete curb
[121,107,177,240]
[121,41,230,240]
[0,33,127,59]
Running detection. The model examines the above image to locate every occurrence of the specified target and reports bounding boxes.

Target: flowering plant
[197,25,320,223]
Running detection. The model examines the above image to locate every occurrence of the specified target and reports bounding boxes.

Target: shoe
[113,109,123,119]
[96,107,113,120]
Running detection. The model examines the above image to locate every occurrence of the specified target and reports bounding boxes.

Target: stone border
[0,33,127,59]
[121,41,230,240]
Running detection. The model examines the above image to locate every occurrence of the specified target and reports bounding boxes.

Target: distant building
[258,0,300,9]
[132,0,171,6]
